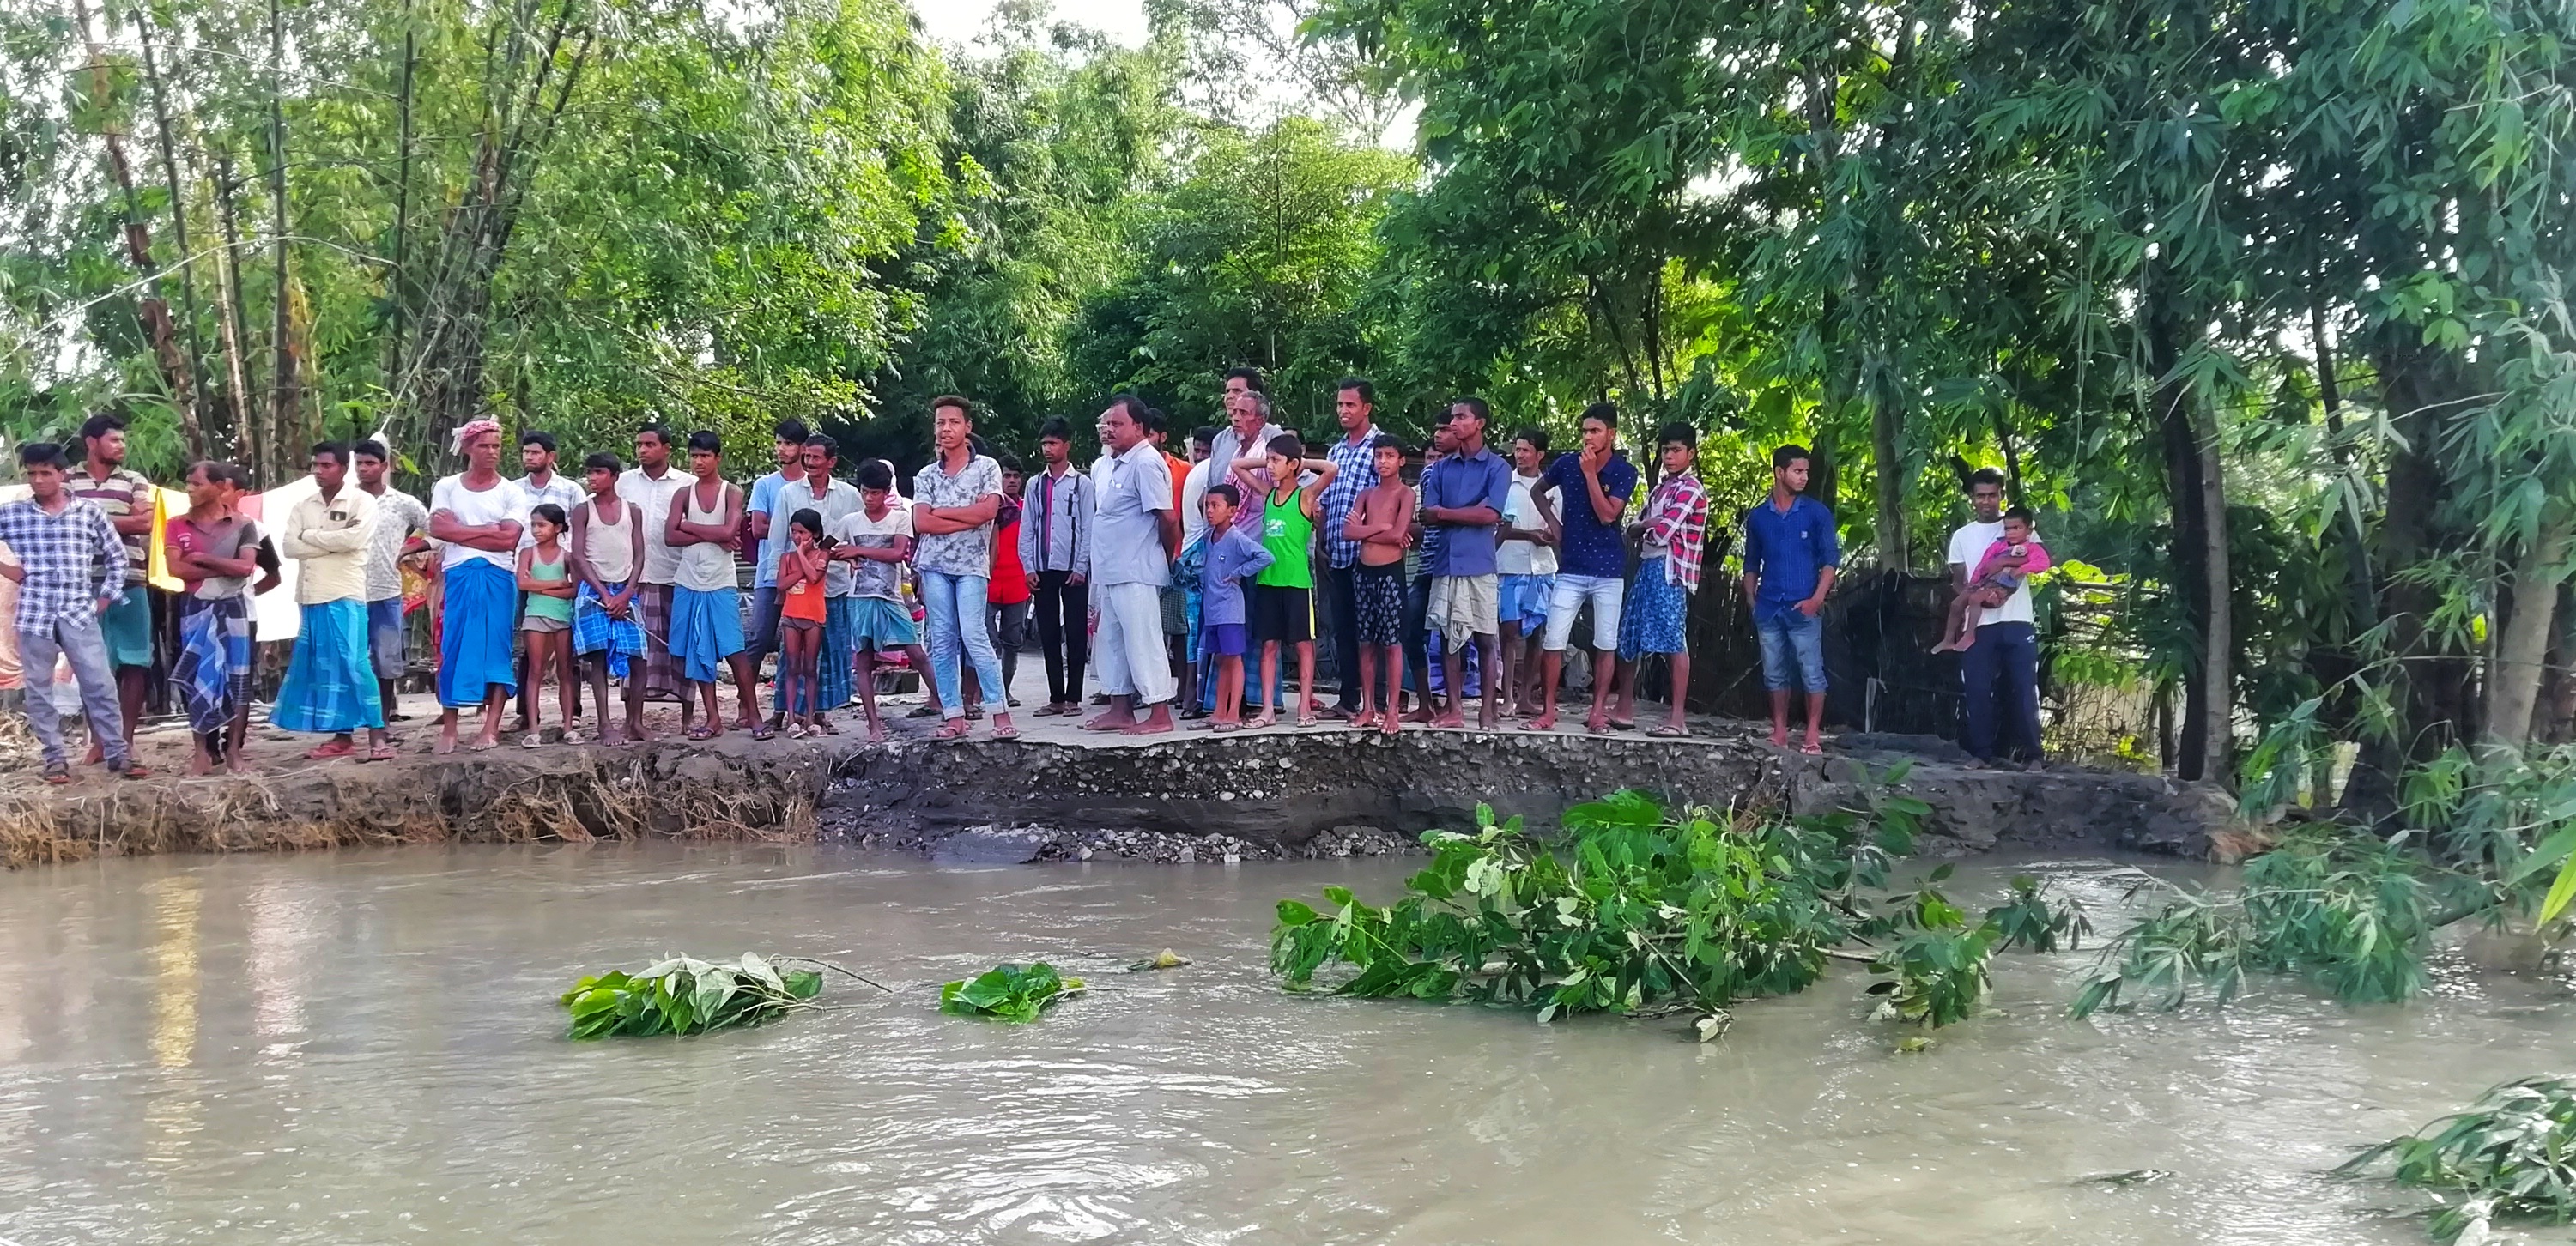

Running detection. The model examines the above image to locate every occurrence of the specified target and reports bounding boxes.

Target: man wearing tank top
[572,451,647,742]
[665,430,763,739]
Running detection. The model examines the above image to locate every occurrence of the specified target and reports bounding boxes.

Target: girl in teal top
[515,504,580,746]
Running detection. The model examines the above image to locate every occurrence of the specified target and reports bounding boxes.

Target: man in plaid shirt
[1611,422,1712,737]
[0,442,146,782]
[1316,376,1380,719]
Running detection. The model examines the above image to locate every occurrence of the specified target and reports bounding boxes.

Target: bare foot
[1081,711,1136,732]
[1479,708,1500,730]
[1802,732,1823,755]
[435,729,459,756]
[1769,725,1790,747]
[866,723,889,743]
[1380,713,1401,736]
[1120,717,1174,735]
[187,755,214,777]
[1522,711,1557,732]
[1433,712,1465,729]
[1585,714,1611,735]
[1352,710,1380,729]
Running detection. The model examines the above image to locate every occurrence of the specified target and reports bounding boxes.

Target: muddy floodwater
[3,845,2572,1245]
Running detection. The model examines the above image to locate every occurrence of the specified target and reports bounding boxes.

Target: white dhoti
[1091,581,1175,706]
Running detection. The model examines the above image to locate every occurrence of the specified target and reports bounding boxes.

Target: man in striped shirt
[0,442,144,782]
[1317,377,1380,720]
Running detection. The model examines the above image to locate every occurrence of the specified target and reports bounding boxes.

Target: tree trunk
[2149,281,2227,782]
[213,150,259,475]
[267,0,299,461]
[133,4,210,460]
[73,0,202,454]
[2488,514,2572,750]
[1870,378,1906,572]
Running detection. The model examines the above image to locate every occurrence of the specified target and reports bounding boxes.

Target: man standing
[429,420,526,753]
[354,440,428,725]
[664,431,762,738]
[0,442,145,783]
[1949,468,2043,768]
[1021,416,1092,717]
[1529,403,1638,733]
[774,433,862,723]
[618,425,690,705]
[67,415,154,763]
[1497,427,1560,715]
[274,442,391,761]
[1420,398,1512,729]
[742,418,812,683]
[910,396,1015,741]
[512,430,582,729]
[1082,394,1179,735]
[1317,377,1379,721]
[1206,368,1288,477]
[1612,423,1712,737]
[1741,444,1839,754]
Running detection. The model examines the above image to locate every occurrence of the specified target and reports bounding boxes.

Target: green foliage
[2339,1077,2576,1243]
[558,953,823,1040]
[939,962,1086,1024]
[1271,778,2078,1033]
[2070,832,2491,1017]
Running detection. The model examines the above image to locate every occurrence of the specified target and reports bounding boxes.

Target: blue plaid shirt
[0,497,126,630]
[1319,428,1379,568]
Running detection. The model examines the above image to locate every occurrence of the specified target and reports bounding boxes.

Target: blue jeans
[1961,621,2041,761]
[17,613,127,768]
[920,570,1005,715]
[1755,606,1826,693]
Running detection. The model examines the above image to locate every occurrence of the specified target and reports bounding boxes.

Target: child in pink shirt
[1934,508,2049,653]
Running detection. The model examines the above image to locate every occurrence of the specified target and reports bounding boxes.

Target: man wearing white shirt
[1947,468,2040,767]
[616,424,691,701]
[1082,394,1179,735]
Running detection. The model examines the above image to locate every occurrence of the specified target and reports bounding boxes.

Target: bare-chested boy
[1340,434,1412,734]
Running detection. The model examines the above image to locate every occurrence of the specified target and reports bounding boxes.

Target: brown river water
[1,844,2571,1245]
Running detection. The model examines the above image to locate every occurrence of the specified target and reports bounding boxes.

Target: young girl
[515,504,580,746]
[164,462,263,774]
[1934,507,2051,653]
[777,508,831,738]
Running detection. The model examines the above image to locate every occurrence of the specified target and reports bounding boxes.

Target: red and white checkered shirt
[1639,472,1711,592]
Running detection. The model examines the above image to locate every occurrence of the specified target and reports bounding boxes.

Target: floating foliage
[940,962,1087,1023]
[560,953,825,1040]
[2340,1077,2576,1243]
[2070,832,2486,1017]
[1270,773,2084,1033]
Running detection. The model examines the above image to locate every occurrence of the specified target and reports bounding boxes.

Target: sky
[915,0,1155,49]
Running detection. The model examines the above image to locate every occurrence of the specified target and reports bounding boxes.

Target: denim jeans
[18,613,127,768]
[919,570,1006,715]
[1755,607,1827,693]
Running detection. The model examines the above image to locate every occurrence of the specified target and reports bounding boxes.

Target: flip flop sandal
[120,762,151,780]
[990,723,1020,740]
[43,764,70,784]
[1648,725,1689,738]
[365,746,398,762]
[749,724,777,741]
[304,742,357,761]
[685,725,716,741]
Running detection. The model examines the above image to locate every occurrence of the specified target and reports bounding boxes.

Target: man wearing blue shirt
[1528,402,1638,734]
[742,418,811,691]
[1421,397,1512,729]
[1740,444,1838,754]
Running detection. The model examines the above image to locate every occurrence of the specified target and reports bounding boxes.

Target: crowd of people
[0,370,2051,783]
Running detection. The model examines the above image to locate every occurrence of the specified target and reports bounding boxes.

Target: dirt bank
[1,691,2234,868]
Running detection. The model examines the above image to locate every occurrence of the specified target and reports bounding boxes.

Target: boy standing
[831,460,934,743]
[165,461,261,774]
[1529,403,1639,734]
[911,395,1015,741]
[1497,428,1559,715]
[1194,483,1273,729]
[1613,423,1711,737]
[0,442,144,782]
[1339,435,1411,735]
[1021,417,1093,716]
[570,451,647,743]
[664,431,761,739]
[1741,443,1839,753]
[354,439,428,725]
[1239,433,1336,728]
